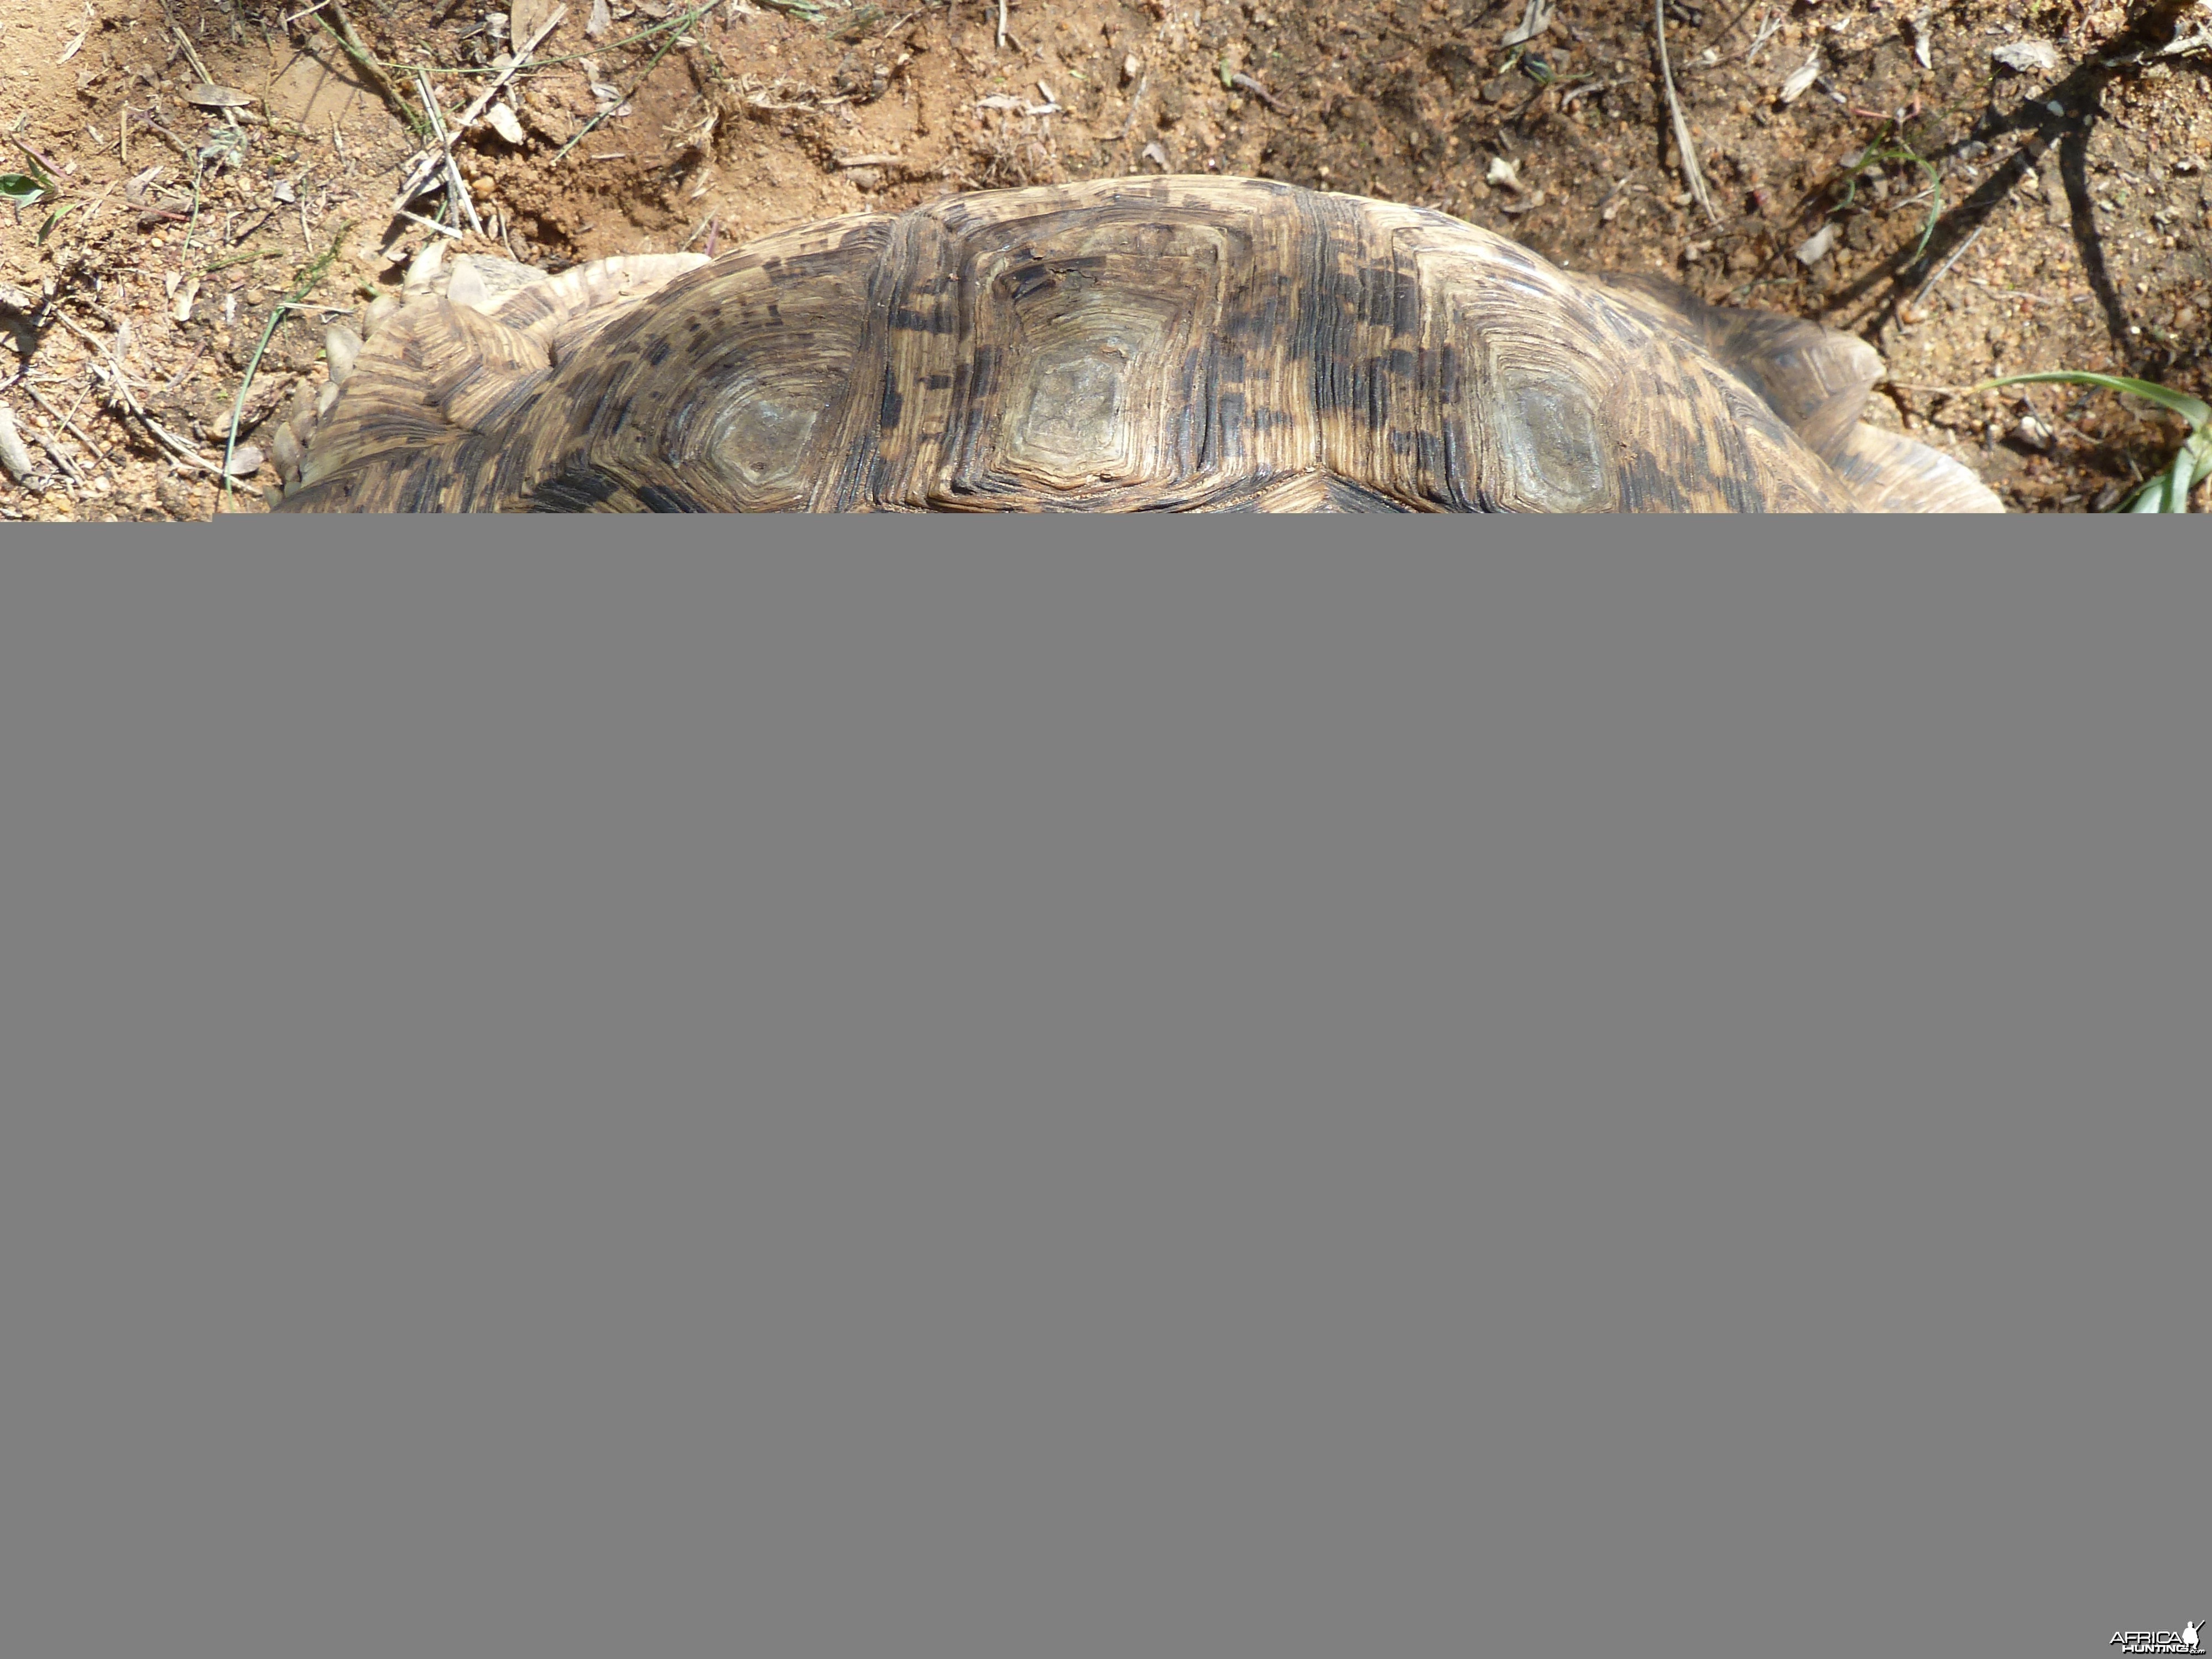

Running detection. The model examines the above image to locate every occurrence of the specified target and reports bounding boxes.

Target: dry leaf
[484,101,527,145]
[976,93,1059,115]
[586,0,613,37]
[57,30,86,64]
[1991,39,2060,72]
[1500,0,1555,49]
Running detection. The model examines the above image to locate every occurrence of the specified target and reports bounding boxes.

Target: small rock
[1991,39,2061,73]
[2011,413,2054,451]
[156,476,204,519]
[1794,221,1838,266]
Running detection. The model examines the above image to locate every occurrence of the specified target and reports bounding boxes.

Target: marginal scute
[1593,272,1884,464]
[275,178,2001,514]
[1829,422,2006,513]
[270,420,304,483]
[403,239,446,296]
[444,254,549,314]
[325,325,363,384]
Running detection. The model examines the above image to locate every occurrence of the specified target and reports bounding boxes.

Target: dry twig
[415,70,483,234]
[394,206,464,237]
[48,311,226,474]
[20,379,111,475]
[170,25,216,87]
[391,7,566,210]
[1655,0,1721,227]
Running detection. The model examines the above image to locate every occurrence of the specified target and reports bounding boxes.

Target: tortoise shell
[272,176,1999,514]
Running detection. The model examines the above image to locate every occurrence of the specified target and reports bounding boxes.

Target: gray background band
[2,518,2204,1659]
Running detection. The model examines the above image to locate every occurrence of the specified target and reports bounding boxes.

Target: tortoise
[269,175,2000,514]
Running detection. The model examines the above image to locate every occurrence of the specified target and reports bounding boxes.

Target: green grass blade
[2124,457,2180,512]
[1980,371,2207,512]
[1978,371,2210,427]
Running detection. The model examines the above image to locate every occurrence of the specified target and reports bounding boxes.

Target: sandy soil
[2,0,2206,518]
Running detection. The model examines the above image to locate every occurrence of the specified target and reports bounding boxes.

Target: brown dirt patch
[3,0,2206,519]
